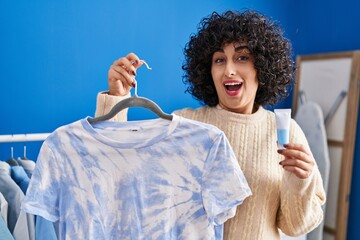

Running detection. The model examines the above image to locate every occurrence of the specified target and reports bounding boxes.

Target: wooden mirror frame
[293,51,360,240]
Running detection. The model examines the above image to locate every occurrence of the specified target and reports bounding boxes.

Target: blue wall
[1,0,359,238]
[0,0,290,160]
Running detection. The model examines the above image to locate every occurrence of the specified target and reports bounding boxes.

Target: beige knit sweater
[95,93,326,240]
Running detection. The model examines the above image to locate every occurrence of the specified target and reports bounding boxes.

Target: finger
[278,147,313,164]
[126,53,144,74]
[280,158,311,171]
[111,58,137,76]
[108,75,130,94]
[284,143,309,154]
[109,65,135,88]
[126,53,143,67]
[282,165,312,179]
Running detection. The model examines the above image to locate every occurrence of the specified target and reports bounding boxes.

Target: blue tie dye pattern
[22,115,251,240]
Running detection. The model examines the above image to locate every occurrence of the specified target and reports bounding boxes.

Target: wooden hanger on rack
[88,60,172,124]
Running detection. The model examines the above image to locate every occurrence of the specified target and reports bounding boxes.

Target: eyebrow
[234,46,250,52]
[214,45,250,53]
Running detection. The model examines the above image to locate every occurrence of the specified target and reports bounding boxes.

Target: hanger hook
[131,59,152,97]
[141,61,152,70]
[134,79,139,96]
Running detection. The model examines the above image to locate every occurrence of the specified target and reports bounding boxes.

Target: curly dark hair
[182,10,296,107]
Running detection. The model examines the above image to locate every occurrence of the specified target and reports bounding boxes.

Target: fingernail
[277,149,283,154]
[283,144,289,148]
[279,161,282,165]
[132,70,136,76]
[132,80,137,88]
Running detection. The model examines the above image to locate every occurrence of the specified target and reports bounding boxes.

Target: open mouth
[224,81,243,96]
[224,82,242,91]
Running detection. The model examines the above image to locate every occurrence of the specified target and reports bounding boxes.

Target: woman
[95,10,325,240]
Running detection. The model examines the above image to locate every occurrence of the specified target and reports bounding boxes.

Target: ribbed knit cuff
[283,165,319,195]
[95,91,130,122]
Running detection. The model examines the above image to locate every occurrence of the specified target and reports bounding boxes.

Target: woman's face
[211,42,258,114]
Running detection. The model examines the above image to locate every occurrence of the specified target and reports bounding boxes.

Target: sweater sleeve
[277,119,326,236]
[94,91,130,122]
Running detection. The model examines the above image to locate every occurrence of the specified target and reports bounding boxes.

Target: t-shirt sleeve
[21,140,61,222]
[201,133,252,225]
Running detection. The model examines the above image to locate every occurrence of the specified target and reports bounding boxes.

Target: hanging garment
[22,115,251,240]
[0,161,22,233]
[0,192,9,226]
[10,165,57,240]
[294,101,330,240]
[0,161,35,240]
[11,166,30,194]
[16,159,35,178]
[12,211,35,240]
[33,216,57,240]
[0,216,14,240]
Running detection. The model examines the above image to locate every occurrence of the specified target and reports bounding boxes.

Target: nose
[225,62,236,77]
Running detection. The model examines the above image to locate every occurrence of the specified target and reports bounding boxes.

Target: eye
[236,55,250,62]
[214,57,225,63]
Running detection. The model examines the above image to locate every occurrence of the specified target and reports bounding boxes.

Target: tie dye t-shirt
[22,115,251,240]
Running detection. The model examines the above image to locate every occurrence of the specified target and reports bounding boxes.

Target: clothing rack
[0,133,50,143]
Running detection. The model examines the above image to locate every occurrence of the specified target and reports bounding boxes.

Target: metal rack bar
[0,133,50,143]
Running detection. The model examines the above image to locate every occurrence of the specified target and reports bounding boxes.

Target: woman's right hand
[108,53,144,96]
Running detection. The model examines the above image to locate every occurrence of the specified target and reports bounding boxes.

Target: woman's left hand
[278,143,315,179]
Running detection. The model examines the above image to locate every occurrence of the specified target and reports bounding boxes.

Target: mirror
[293,51,360,240]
